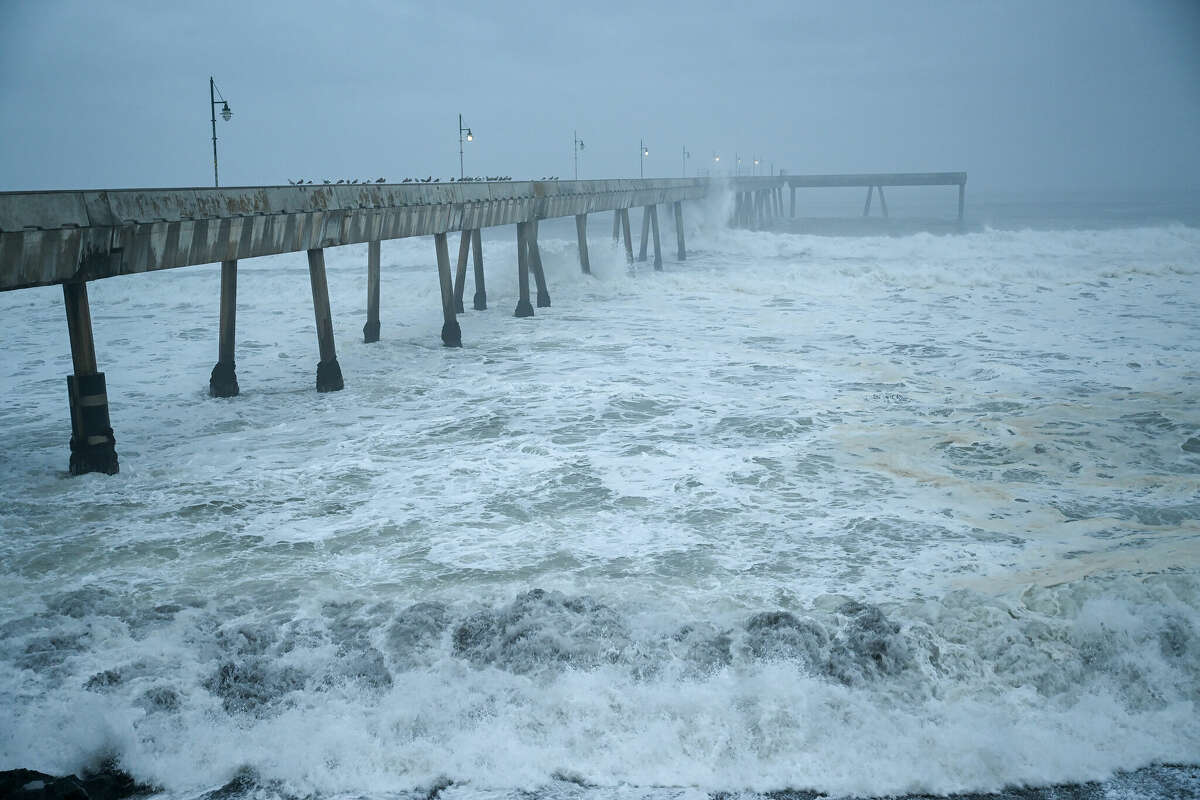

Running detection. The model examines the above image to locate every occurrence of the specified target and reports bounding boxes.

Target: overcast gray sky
[2,0,1198,197]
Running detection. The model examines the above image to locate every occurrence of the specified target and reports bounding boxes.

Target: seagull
[323,179,331,184]
[402,177,412,183]
[306,180,313,184]
[422,176,432,183]
[336,179,344,184]
[376,177,386,183]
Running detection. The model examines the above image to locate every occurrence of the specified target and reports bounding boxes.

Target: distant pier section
[0,171,965,475]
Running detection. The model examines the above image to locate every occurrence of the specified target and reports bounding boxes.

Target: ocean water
[1,194,1198,799]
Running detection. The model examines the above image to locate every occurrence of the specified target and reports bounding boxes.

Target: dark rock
[0,763,154,800]
[744,611,829,668]
[1183,436,1200,453]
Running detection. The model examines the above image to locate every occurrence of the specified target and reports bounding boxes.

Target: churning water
[1,195,1198,799]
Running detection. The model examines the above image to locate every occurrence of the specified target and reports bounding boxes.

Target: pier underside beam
[209,259,239,396]
[307,248,344,392]
[434,233,462,346]
[514,221,534,317]
[862,186,874,217]
[877,186,889,218]
[576,213,591,274]
[364,241,381,343]
[63,280,118,475]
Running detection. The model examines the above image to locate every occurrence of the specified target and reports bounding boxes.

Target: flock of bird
[285,176,561,186]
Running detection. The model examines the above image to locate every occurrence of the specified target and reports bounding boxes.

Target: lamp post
[209,77,233,187]
[574,130,585,180]
[753,157,760,176]
[681,146,690,177]
[458,114,473,180]
[640,138,649,178]
[735,153,741,176]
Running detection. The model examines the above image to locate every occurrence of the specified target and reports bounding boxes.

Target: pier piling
[471,229,487,310]
[453,229,471,314]
[638,206,651,262]
[649,204,663,270]
[529,220,551,308]
[673,201,686,261]
[514,221,534,317]
[576,214,591,274]
[307,248,344,391]
[209,259,240,396]
[620,208,634,264]
[434,233,462,346]
[63,280,118,475]
[364,241,381,343]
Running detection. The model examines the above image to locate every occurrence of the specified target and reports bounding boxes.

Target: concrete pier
[576,214,591,274]
[307,248,344,391]
[434,232,462,346]
[471,229,487,310]
[514,221,534,317]
[528,220,550,308]
[63,280,118,475]
[209,259,239,397]
[453,229,471,314]
[0,173,966,474]
[364,241,381,342]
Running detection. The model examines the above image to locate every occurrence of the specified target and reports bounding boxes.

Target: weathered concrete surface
[0,179,709,292]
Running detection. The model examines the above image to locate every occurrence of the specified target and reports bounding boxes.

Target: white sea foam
[0,210,1198,797]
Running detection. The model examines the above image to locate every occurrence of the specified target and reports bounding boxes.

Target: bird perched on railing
[402,178,412,183]
[376,177,386,183]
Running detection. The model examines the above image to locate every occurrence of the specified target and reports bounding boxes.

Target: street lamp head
[579,140,585,150]
[466,129,473,142]
[220,102,232,122]
[642,147,649,156]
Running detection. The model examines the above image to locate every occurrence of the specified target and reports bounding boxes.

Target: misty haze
[1,2,1198,800]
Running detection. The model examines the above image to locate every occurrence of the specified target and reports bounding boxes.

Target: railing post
[63,280,118,475]
[209,259,240,396]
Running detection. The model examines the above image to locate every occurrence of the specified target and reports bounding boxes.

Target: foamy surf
[1,208,1197,798]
